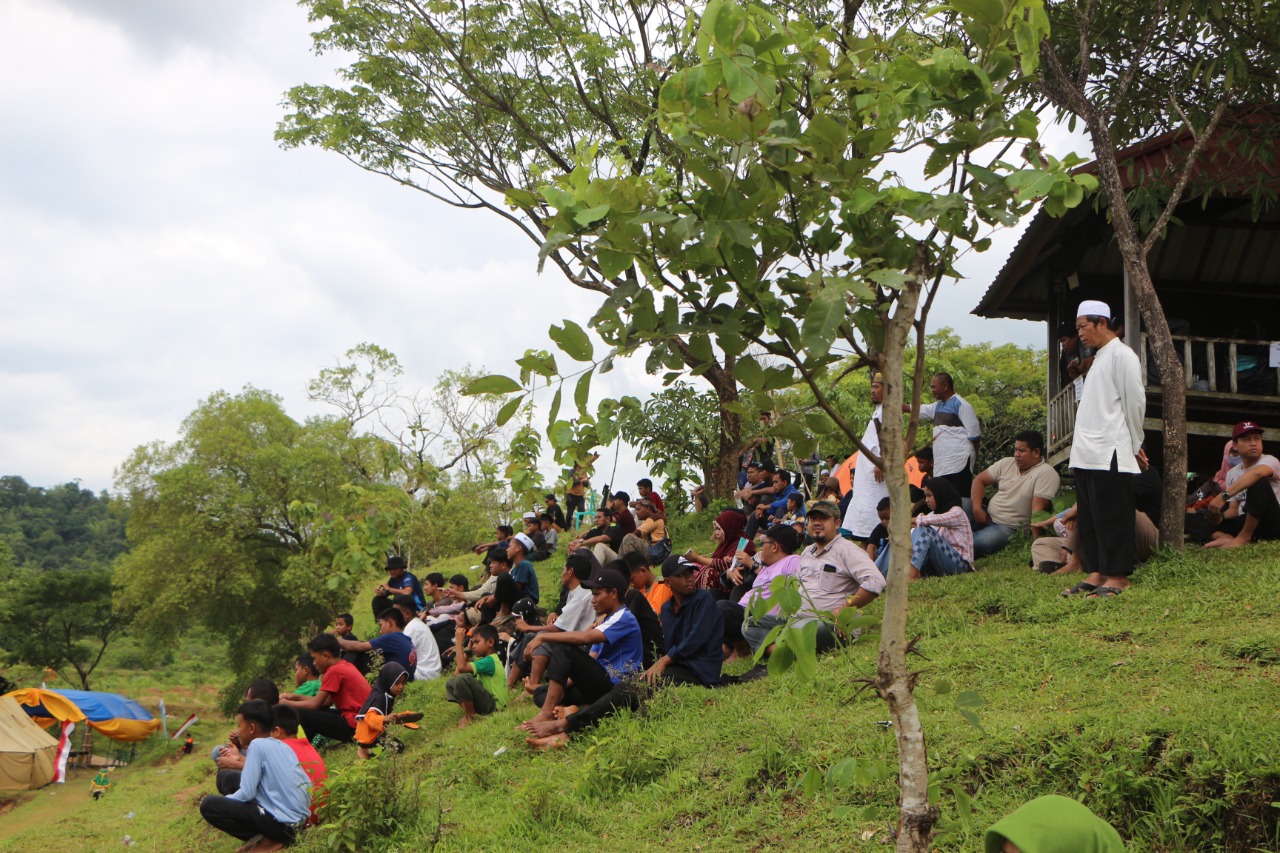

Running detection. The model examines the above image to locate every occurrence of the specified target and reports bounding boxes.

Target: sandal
[1087,586,1125,598]
[1061,581,1098,598]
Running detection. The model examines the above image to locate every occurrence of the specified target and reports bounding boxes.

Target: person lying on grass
[517,568,642,739]
[199,699,310,853]
[270,704,326,826]
[445,623,506,728]
[508,552,596,694]
[354,662,413,759]
[279,633,371,744]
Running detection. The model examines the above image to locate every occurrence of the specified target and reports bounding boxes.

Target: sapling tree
[468,1,1093,846]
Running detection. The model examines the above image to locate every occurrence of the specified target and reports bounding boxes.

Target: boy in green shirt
[445,623,505,728]
[282,653,322,700]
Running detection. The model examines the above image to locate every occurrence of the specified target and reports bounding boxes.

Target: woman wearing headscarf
[684,510,755,599]
[907,476,974,579]
[354,662,411,759]
[985,795,1123,852]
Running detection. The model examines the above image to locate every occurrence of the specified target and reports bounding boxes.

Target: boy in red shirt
[271,703,327,825]
[280,634,371,743]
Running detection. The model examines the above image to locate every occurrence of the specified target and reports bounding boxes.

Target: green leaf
[597,248,632,279]
[800,766,824,797]
[950,0,1005,27]
[767,643,795,676]
[574,204,611,227]
[548,387,562,425]
[574,370,592,416]
[465,374,522,395]
[495,396,522,427]
[933,679,952,696]
[801,286,847,356]
[733,356,766,391]
[548,320,594,362]
[548,420,575,449]
[955,690,985,708]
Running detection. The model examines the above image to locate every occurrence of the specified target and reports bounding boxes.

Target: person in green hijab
[985,795,1124,853]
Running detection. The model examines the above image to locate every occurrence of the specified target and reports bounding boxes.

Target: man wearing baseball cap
[371,555,426,620]
[643,556,724,687]
[1203,422,1280,548]
[1062,300,1148,599]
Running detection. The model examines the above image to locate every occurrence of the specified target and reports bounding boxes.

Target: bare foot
[551,705,580,720]
[525,732,570,750]
[526,717,569,738]
[456,715,474,729]
[248,840,285,853]
[1051,564,1080,575]
[234,841,259,853]
[523,678,538,695]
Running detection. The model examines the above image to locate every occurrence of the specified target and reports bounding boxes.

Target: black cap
[763,523,801,554]
[391,594,417,611]
[386,555,407,571]
[512,598,539,620]
[582,568,628,596]
[612,490,631,504]
[660,554,697,579]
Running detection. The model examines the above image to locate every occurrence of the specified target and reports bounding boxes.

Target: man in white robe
[842,373,890,542]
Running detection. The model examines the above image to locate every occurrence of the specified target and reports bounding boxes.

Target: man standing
[1063,300,1147,598]
[908,372,981,497]
[842,373,891,542]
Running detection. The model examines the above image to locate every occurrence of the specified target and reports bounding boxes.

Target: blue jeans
[910,526,972,577]
[972,521,1018,558]
[874,546,890,576]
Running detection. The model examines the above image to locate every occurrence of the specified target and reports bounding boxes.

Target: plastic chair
[572,491,599,530]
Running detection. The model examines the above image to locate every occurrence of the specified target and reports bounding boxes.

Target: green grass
[5,528,1280,852]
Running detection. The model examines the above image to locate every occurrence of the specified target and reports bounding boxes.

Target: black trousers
[215,769,241,795]
[296,707,356,743]
[937,468,974,500]
[1074,454,1136,577]
[719,600,746,645]
[1218,479,1280,542]
[533,644,617,711]
[565,493,585,519]
[200,795,298,844]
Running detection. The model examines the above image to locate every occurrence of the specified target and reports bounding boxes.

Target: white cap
[1077,299,1111,319]
[513,532,535,552]
[521,511,537,520]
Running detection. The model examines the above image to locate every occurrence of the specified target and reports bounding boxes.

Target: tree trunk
[703,362,743,502]
[875,244,940,851]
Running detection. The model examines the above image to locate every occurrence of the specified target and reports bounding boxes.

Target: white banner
[53,721,74,783]
[171,713,198,741]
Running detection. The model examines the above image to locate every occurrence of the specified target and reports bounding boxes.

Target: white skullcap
[1077,300,1111,318]
[513,532,535,552]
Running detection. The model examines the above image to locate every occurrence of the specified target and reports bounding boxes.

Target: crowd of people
[196,300,1276,850]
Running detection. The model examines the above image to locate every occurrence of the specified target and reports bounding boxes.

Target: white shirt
[842,404,890,537]
[918,394,980,477]
[1068,337,1146,473]
[1225,454,1280,510]
[402,617,442,681]
[556,585,595,633]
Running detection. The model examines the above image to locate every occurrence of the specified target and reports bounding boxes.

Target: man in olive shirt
[743,500,885,658]
[971,430,1060,558]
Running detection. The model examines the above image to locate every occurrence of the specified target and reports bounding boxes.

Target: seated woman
[908,477,974,579]
[684,510,755,600]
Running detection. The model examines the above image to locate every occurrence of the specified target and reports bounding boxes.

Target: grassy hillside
[4,532,1279,851]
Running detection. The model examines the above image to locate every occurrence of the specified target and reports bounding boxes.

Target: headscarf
[1213,439,1239,488]
[359,662,407,717]
[712,510,754,561]
[984,795,1124,853]
[921,476,963,515]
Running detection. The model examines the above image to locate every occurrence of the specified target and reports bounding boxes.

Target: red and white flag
[53,721,74,784]
[171,714,198,740]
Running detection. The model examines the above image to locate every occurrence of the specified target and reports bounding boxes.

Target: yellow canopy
[3,688,86,729]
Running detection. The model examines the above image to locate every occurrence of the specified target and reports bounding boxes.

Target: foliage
[0,475,128,571]
[113,387,398,686]
[0,566,127,690]
[309,752,427,853]
[616,381,721,513]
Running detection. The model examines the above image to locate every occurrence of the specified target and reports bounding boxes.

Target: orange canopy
[834,452,926,495]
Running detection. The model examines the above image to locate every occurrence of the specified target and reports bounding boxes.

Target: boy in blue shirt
[371,555,425,619]
[199,699,310,852]
[336,608,417,679]
[507,534,541,604]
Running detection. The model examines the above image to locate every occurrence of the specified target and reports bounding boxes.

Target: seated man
[336,607,417,678]
[618,498,667,561]
[643,556,724,687]
[743,500,884,662]
[718,523,802,663]
[507,533,541,605]
[970,430,1060,558]
[518,568,642,740]
[391,595,442,681]
[210,680,282,777]
[371,555,426,620]
[543,493,567,531]
[1202,421,1280,548]
[199,699,310,852]
[511,552,596,692]
[636,478,666,518]
[270,704,326,826]
[281,633,372,743]
[573,507,624,566]
[522,514,551,562]
[1031,467,1161,574]
[749,469,799,537]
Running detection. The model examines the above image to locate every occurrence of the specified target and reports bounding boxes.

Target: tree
[279,0,753,499]
[0,567,127,690]
[1036,0,1280,545]
[474,1,1093,846]
[114,388,409,685]
[616,382,721,513]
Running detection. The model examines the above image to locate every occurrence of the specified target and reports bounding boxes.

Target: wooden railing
[1046,384,1077,460]
[1139,333,1280,397]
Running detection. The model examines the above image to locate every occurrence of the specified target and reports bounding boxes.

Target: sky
[0,0,1055,498]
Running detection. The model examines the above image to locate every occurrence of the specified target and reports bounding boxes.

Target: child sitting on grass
[354,663,414,760]
[280,654,321,700]
[445,623,506,728]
